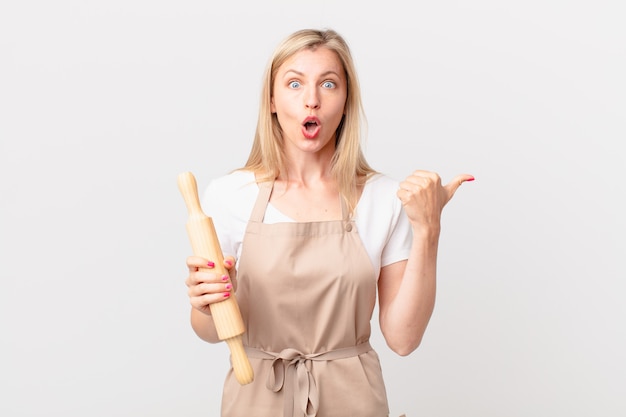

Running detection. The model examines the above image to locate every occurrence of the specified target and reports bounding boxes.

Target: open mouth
[302,117,321,138]
[304,120,318,132]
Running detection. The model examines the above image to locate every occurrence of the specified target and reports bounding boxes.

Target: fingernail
[225,284,232,290]
[467,176,475,182]
[223,292,230,298]
[207,261,215,268]
[224,259,233,267]
[221,275,229,281]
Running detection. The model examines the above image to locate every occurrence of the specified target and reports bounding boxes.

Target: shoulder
[361,173,401,208]
[356,173,403,221]
[206,170,257,194]
[202,170,258,216]
[365,173,401,193]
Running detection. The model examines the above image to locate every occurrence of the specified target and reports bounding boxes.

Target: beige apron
[221,180,390,417]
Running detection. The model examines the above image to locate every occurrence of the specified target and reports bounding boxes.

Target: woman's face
[271,47,347,159]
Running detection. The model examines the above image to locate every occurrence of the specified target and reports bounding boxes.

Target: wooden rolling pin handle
[177,171,254,385]
[226,335,254,385]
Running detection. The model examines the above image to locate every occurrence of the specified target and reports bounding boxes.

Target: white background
[1,1,624,416]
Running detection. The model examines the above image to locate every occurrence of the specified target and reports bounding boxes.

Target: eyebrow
[282,69,342,78]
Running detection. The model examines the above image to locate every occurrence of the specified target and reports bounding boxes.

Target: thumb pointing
[445,174,475,202]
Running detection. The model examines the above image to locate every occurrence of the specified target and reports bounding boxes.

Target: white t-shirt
[201,170,412,278]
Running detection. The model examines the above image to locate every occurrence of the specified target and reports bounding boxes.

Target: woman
[185,28,473,417]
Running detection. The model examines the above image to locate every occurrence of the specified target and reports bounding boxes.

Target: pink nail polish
[207,261,215,268]
[224,259,233,267]
[222,275,229,281]
[223,292,230,298]
[225,284,232,290]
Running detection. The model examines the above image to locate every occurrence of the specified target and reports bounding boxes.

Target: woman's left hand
[397,170,474,229]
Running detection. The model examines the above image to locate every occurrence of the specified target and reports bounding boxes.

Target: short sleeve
[354,174,412,275]
[200,170,257,260]
[380,200,412,267]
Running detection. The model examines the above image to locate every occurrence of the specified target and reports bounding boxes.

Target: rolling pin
[177,171,254,385]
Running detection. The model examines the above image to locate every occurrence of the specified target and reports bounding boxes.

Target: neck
[281,151,335,186]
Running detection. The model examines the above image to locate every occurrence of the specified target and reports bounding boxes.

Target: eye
[322,80,336,89]
[288,80,301,89]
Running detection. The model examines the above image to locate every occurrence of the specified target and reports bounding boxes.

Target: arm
[378,171,473,356]
[378,229,438,356]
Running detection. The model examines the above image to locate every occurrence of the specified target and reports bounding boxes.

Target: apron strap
[250,180,273,223]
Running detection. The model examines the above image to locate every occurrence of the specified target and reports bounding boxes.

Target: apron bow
[246,342,373,417]
[267,348,319,417]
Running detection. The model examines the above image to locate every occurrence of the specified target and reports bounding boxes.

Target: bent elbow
[387,337,422,357]
[392,344,419,357]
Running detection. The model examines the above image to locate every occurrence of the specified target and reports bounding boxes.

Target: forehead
[277,47,345,76]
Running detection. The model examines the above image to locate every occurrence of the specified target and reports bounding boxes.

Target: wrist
[411,224,441,244]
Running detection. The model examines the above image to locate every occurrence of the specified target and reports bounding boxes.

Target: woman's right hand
[185,256,236,316]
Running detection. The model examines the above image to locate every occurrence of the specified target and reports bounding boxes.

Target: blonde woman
[185,28,473,417]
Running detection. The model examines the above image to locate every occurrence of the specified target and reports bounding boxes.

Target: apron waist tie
[245,341,372,417]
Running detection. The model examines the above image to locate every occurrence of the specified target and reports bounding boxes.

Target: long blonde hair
[243,28,376,215]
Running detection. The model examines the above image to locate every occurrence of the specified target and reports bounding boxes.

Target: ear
[270,97,276,113]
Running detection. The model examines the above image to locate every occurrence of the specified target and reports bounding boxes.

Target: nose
[304,86,320,109]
